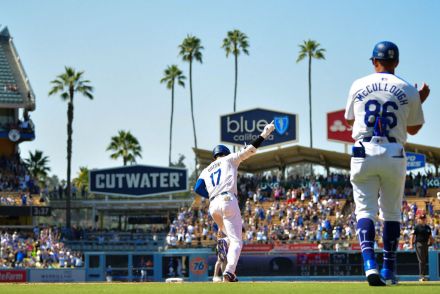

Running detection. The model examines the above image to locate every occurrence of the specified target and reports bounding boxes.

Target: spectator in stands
[21,192,27,206]
[164,172,438,251]
[0,227,82,269]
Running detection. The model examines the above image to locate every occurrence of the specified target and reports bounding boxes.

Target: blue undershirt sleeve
[194,178,209,198]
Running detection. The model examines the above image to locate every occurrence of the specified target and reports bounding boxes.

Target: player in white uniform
[345,41,430,286]
[194,121,275,282]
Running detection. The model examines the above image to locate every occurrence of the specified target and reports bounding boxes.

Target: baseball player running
[345,41,430,286]
[194,121,275,282]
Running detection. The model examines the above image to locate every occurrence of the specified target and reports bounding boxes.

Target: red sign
[0,270,27,282]
[327,109,355,144]
[350,243,361,251]
[241,244,274,252]
[273,243,318,252]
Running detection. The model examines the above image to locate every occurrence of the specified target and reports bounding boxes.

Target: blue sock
[357,218,376,262]
[382,221,400,271]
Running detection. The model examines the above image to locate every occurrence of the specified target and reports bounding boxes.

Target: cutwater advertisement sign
[220,108,298,147]
[406,152,425,171]
[89,165,188,197]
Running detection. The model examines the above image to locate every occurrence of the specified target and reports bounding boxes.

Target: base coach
[410,214,434,281]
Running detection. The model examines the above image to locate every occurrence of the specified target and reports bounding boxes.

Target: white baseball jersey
[345,73,424,145]
[198,146,257,276]
[198,146,256,198]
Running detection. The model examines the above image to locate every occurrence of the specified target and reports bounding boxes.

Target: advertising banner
[189,256,208,281]
[220,108,298,147]
[273,243,318,252]
[0,270,27,282]
[89,165,188,197]
[241,244,274,252]
[327,109,355,144]
[406,152,426,171]
[28,269,86,283]
[427,178,440,188]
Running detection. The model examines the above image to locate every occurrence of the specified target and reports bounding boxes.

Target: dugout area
[1,249,439,282]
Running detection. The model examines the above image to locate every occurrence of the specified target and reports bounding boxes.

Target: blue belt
[210,191,231,201]
[363,136,396,143]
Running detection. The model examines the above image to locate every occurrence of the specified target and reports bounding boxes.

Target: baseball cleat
[223,271,238,282]
[364,260,386,286]
[380,268,398,285]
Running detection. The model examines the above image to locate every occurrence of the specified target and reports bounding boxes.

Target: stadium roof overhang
[194,145,352,173]
[194,142,440,174]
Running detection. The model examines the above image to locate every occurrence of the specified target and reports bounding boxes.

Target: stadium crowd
[0,191,46,206]
[165,173,440,250]
[0,226,83,268]
[66,225,164,244]
[0,155,38,193]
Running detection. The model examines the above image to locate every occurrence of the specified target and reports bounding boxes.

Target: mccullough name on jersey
[353,83,408,105]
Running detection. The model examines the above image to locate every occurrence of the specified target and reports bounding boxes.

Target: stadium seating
[0,41,23,105]
[0,226,83,268]
[0,191,47,206]
[166,173,440,250]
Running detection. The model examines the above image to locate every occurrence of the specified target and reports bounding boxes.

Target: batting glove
[260,120,275,139]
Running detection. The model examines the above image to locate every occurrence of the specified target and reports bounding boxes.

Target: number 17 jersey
[345,72,424,145]
[199,153,244,198]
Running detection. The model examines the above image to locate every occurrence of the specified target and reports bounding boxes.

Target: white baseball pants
[351,141,407,222]
[209,193,243,275]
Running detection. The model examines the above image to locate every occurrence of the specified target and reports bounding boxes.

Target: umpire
[410,214,434,281]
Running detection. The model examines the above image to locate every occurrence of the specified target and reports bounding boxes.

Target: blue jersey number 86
[364,100,398,129]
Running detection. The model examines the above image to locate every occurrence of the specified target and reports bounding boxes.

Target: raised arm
[232,121,275,164]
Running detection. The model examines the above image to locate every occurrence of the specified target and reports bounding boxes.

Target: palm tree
[296,40,326,148]
[24,150,51,184]
[106,130,142,166]
[222,29,249,112]
[179,35,203,173]
[73,166,89,197]
[49,66,93,229]
[160,65,186,166]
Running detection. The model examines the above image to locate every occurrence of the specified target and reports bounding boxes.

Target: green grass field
[1,282,440,294]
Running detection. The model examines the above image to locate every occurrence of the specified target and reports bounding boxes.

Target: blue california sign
[89,165,188,197]
[220,108,298,147]
[406,152,426,171]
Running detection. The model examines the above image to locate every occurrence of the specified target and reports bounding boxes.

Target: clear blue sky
[3,0,439,179]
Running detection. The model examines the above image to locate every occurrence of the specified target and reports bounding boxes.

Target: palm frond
[106,130,142,165]
[179,35,204,64]
[49,67,94,101]
[297,39,326,62]
[296,52,307,63]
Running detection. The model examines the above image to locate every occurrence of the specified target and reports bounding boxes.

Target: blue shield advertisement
[220,108,298,147]
[89,165,188,197]
[406,152,425,171]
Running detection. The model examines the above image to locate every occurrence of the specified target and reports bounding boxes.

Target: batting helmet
[370,41,399,61]
[212,145,231,159]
